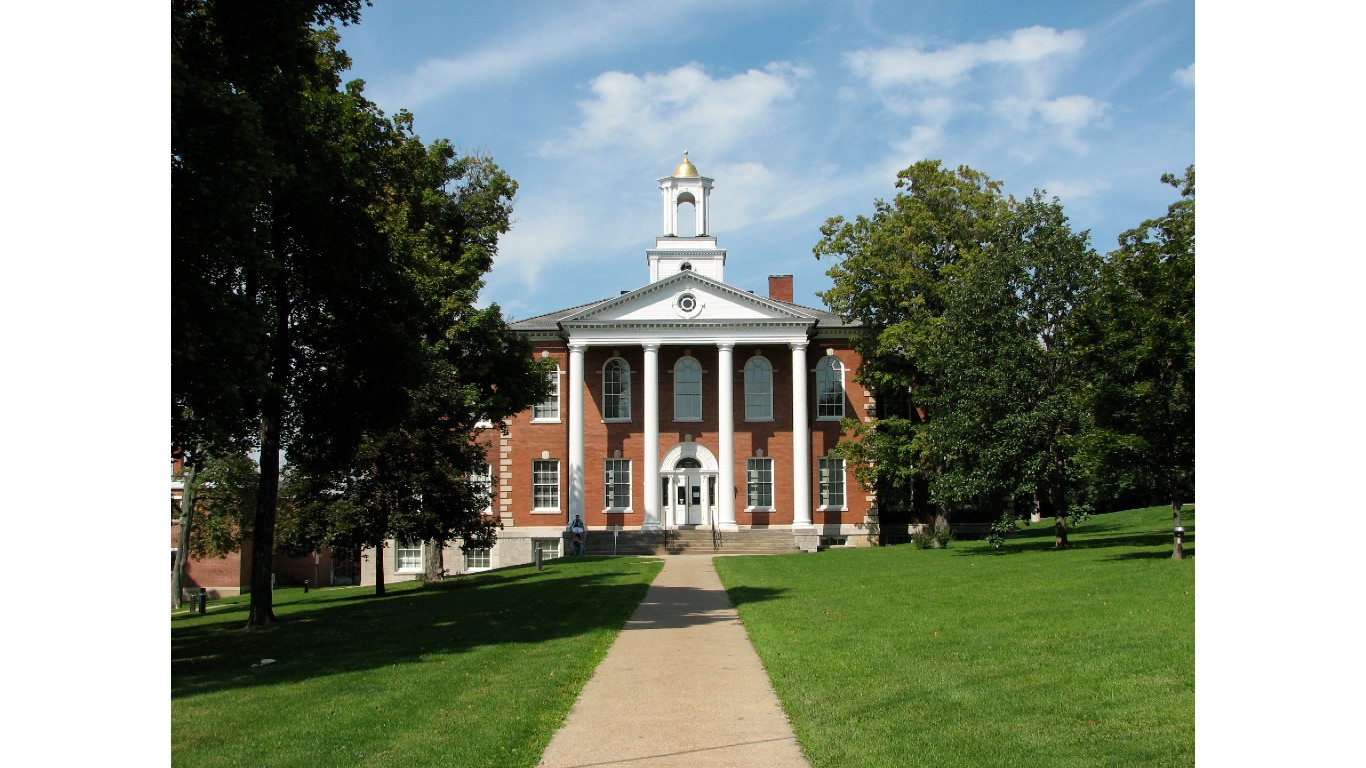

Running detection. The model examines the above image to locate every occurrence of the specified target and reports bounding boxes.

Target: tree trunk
[172,462,197,609]
[422,538,445,584]
[374,541,386,596]
[1171,495,1185,560]
[246,408,281,626]
[246,259,290,628]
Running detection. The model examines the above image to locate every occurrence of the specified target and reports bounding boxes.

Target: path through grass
[715,506,1194,767]
[172,556,662,767]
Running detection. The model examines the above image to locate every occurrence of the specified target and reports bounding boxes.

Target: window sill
[672,417,703,423]
[531,509,562,515]
[816,416,845,422]
[818,506,849,512]
[744,417,775,422]
[602,418,633,424]
[745,507,776,513]
[530,418,562,424]
[602,508,634,514]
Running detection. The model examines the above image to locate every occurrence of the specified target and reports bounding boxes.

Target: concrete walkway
[537,555,810,768]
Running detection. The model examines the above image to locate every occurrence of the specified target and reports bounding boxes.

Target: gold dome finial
[674,150,699,178]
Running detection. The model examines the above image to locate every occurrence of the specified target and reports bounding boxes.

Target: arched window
[674,356,702,421]
[603,358,631,420]
[744,356,772,420]
[816,356,844,419]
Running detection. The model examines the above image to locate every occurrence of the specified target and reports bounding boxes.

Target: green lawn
[714,506,1195,768]
[171,556,661,768]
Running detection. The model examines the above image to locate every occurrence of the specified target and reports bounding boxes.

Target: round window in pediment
[674,291,703,319]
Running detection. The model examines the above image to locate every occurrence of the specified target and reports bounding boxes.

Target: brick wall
[499,338,869,530]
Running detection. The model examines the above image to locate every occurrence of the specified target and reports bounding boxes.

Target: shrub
[911,526,953,549]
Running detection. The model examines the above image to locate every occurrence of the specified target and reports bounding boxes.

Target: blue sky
[334,0,1194,318]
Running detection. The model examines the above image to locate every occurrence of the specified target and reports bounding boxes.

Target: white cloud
[1037,94,1108,128]
[845,26,1085,88]
[369,2,713,108]
[1038,176,1111,202]
[1173,63,1195,89]
[557,62,805,157]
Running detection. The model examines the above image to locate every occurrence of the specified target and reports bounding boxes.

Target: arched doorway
[661,442,718,527]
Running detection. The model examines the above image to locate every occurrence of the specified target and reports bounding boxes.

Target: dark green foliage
[183,453,261,559]
[816,161,1194,548]
[816,161,1012,525]
[172,0,546,620]
[920,192,1100,545]
[1073,168,1194,556]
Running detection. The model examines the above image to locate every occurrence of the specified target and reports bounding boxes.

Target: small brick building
[172,458,357,599]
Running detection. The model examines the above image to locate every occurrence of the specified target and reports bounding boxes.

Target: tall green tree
[174,1,537,622]
[815,160,1011,533]
[1074,167,1195,558]
[920,192,1101,548]
[274,130,550,595]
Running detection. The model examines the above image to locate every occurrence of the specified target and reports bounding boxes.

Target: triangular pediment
[561,272,816,327]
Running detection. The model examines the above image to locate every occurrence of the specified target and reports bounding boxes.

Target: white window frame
[818,456,847,510]
[471,461,493,516]
[744,356,773,421]
[746,457,774,510]
[533,538,561,559]
[395,539,423,573]
[816,356,845,420]
[673,356,702,422]
[602,358,631,422]
[532,459,560,513]
[463,547,491,572]
[604,458,632,510]
[532,368,561,422]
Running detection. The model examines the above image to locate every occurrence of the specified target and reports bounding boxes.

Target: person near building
[570,515,586,555]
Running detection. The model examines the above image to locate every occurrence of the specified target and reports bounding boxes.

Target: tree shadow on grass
[171,558,661,700]
[618,583,787,631]
[958,515,1195,560]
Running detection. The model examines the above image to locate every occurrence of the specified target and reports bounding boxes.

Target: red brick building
[363,154,883,583]
[172,458,357,599]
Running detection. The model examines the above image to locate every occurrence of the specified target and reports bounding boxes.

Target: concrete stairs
[580,527,803,556]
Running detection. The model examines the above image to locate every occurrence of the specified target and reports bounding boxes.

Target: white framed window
[816,356,845,419]
[604,458,632,509]
[464,547,490,571]
[819,456,846,509]
[534,538,561,559]
[746,457,774,508]
[744,356,773,420]
[603,358,631,421]
[673,356,702,421]
[396,539,423,572]
[471,461,493,516]
[533,368,560,421]
[533,459,560,511]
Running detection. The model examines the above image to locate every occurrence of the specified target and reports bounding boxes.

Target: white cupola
[649,151,726,283]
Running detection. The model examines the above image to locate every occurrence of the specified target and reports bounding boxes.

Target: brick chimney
[768,274,793,303]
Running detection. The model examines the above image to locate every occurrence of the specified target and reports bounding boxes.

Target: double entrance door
[666,458,716,527]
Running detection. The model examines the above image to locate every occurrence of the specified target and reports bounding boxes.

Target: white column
[568,343,586,523]
[790,342,813,529]
[716,342,738,531]
[642,343,661,531]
